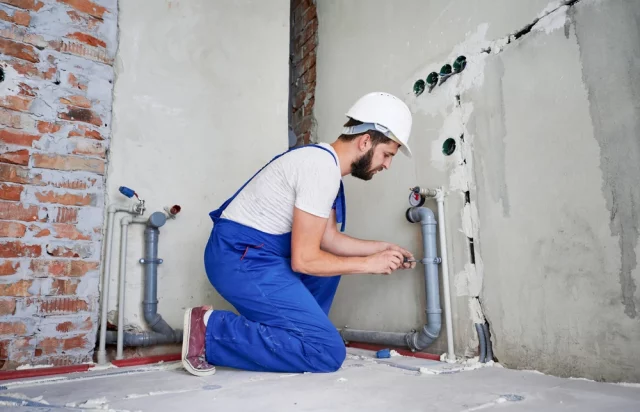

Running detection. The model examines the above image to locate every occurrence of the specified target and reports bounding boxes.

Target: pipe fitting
[406,206,437,225]
[147,211,167,229]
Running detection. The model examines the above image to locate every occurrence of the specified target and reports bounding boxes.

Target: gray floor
[0,348,639,411]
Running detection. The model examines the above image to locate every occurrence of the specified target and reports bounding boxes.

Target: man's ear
[358,133,371,153]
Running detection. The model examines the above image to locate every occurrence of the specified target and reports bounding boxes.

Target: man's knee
[312,331,346,372]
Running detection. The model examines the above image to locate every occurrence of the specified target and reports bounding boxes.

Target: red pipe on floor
[0,343,439,381]
[0,353,181,382]
[345,341,442,361]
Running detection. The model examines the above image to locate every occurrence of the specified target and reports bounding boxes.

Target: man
[182,92,416,376]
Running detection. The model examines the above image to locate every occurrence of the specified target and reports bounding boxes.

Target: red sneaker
[182,306,216,376]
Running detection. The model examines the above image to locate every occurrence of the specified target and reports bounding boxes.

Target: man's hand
[364,249,405,275]
[384,243,416,270]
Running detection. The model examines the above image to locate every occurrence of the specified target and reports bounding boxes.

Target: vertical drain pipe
[340,206,443,352]
[106,211,182,347]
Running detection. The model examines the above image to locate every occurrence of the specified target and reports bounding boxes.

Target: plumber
[183,92,416,376]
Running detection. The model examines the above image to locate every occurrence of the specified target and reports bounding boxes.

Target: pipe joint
[406,206,437,225]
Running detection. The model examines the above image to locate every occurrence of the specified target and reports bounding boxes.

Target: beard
[350,148,380,181]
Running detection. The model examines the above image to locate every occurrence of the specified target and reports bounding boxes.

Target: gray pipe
[106,212,182,347]
[340,206,442,352]
[482,323,493,362]
[475,323,487,363]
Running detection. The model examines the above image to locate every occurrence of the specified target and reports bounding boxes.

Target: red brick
[0,279,32,296]
[67,32,106,48]
[52,223,90,240]
[0,128,40,147]
[84,129,103,140]
[0,182,24,200]
[30,259,97,277]
[0,37,39,63]
[0,321,26,335]
[0,221,26,238]
[37,121,62,134]
[71,138,105,157]
[37,297,89,314]
[68,73,87,91]
[0,299,16,315]
[0,95,33,112]
[60,95,92,109]
[36,337,59,355]
[0,339,7,358]
[0,241,41,257]
[46,243,92,258]
[49,278,80,295]
[50,40,111,65]
[43,176,97,190]
[0,260,19,275]
[0,108,34,129]
[0,9,30,26]
[0,164,38,185]
[67,10,100,29]
[63,334,87,350]
[53,207,78,224]
[55,317,92,332]
[31,225,50,237]
[0,149,30,166]
[57,0,107,18]
[0,201,40,221]
[35,190,94,206]
[1,0,44,11]
[32,153,105,174]
[17,82,36,97]
[58,106,102,126]
[68,124,103,140]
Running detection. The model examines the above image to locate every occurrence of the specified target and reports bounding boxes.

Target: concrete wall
[471,0,640,382]
[316,0,640,382]
[314,0,554,357]
[106,0,289,352]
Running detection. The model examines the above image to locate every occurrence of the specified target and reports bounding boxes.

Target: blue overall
[203,144,347,373]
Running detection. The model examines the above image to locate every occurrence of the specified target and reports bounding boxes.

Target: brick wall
[289,0,317,146]
[0,0,116,368]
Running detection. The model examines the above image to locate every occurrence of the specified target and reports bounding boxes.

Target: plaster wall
[105,0,290,338]
[471,0,640,382]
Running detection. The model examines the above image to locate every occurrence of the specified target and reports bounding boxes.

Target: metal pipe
[476,323,487,363]
[116,215,132,360]
[435,189,456,362]
[97,203,136,365]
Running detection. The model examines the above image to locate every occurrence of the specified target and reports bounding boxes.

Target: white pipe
[435,188,455,362]
[97,204,136,365]
[116,215,133,360]
[116,216,148,358]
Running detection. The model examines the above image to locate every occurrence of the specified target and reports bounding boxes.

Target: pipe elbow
[407,322,442,351]
[147,211,167,229]
[406,207,437,225]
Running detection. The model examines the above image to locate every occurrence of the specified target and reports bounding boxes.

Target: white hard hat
[342,92,413,157]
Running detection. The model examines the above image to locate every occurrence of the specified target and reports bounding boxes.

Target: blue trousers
[203,219,346,373]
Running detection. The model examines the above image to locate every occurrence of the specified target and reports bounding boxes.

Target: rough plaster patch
[573,0,640,318]
[468,298,486,324]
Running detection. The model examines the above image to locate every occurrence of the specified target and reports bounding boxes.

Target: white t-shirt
[221,143,342,235]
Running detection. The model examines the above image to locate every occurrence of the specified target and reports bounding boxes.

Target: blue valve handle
[119,186,137,199]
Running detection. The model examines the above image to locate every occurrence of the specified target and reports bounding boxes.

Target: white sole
[182,308,216,377]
